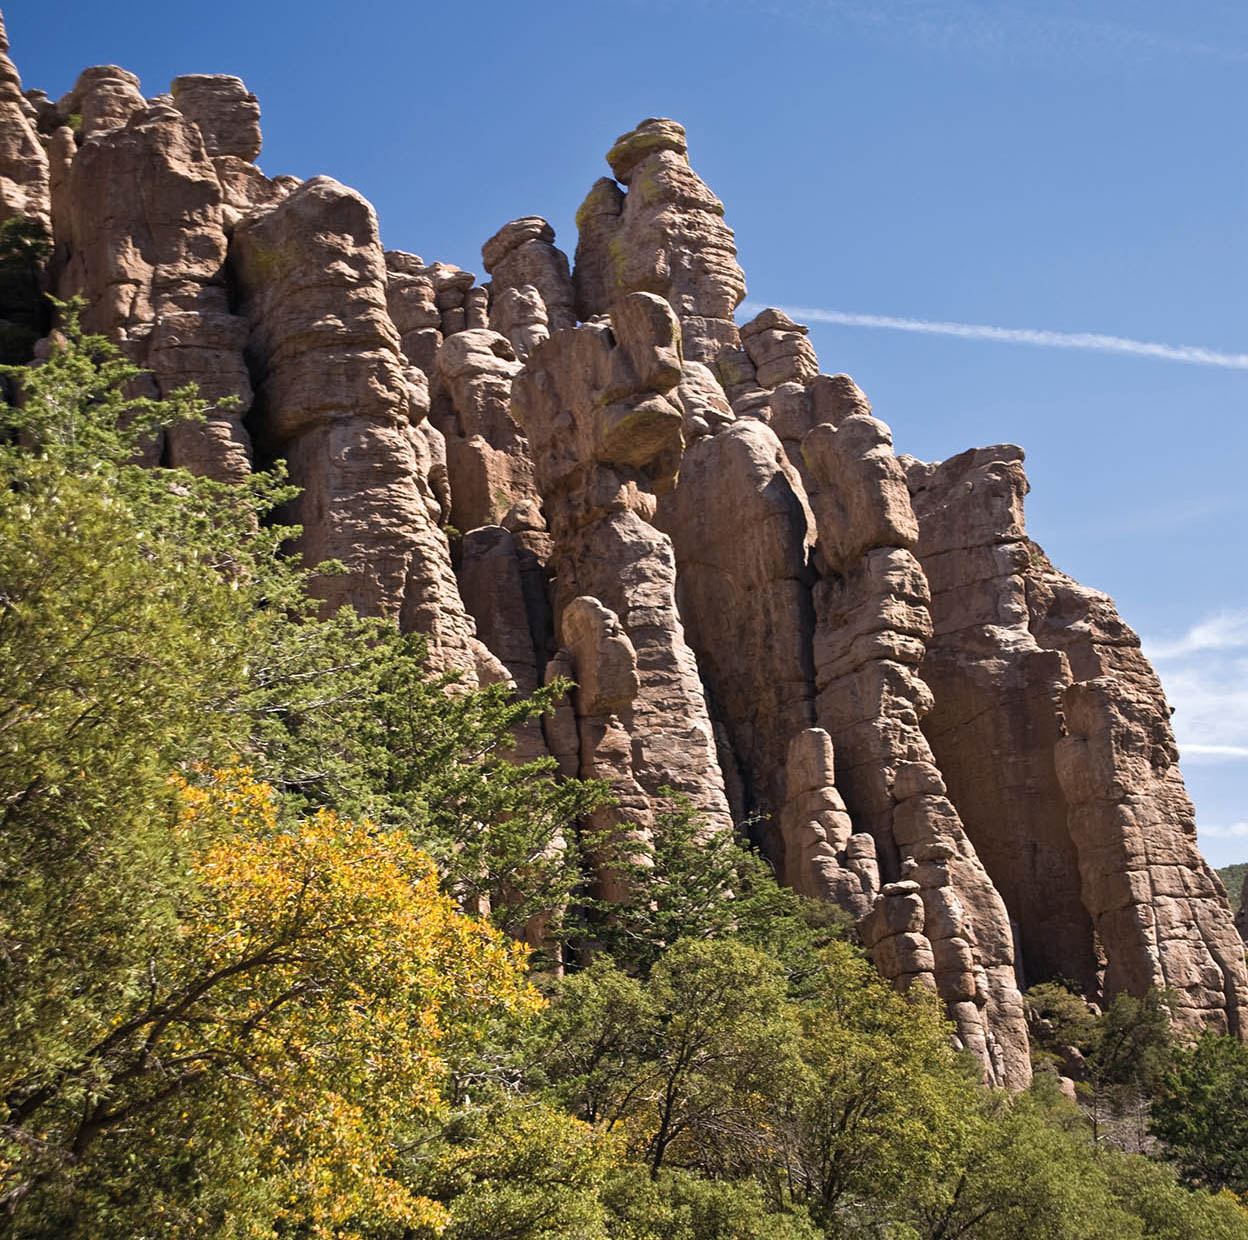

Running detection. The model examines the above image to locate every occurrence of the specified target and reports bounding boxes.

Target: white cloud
[739,302,1248,371]
[1182,744,1248,762]
[1138,616,1248,767]
[1196,820,1248,839]
[1147,610,1248,660]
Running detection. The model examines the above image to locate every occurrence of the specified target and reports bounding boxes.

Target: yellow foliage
[82,768,538,1238]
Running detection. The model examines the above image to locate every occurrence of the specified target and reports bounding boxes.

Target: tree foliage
[4,769,538,1236]
[1151,1031,1248,1196]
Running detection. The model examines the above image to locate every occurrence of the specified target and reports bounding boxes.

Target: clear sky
[6,0,1246,862]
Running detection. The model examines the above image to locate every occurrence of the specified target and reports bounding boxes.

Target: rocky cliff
[5,20,1244,1090]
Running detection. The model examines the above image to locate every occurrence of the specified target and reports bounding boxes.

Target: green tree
[539,940,802,1179]
[0,317,314,1230]
[602,1167,820,1240]
[1084,989,1176,1150]
[913,1087,1135,1240]
[1151,1031,1248,1195]
[1102,1148,1248,1240]
[583,796,845,976]
[249,623,608,948]
[1024,979,1097,1073]
[780,941,982,1236]
[0,216,51,364]
[405,1100,617,1240]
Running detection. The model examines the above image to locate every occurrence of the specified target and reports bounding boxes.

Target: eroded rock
[512,291,733,837]
[573,118,746,368]
[230,175,490,680]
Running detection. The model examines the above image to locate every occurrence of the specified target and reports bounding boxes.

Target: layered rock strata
[9,8,1242,1079]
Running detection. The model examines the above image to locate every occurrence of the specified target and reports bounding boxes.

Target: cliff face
[6,30,1245,1089]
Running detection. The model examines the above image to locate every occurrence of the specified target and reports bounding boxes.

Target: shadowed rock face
[0,16,49,361]
[12,11,1240,1081]
[660,415,818,849]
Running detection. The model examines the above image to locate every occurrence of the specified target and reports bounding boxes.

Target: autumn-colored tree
[2,769,540,1236]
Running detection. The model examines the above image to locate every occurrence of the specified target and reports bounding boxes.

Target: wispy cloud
[1148,611,1248,660]
[1185,746,1248,761]
[1141,613,1248,767]
[740,302,1248,371]
[1197,820,1248,839]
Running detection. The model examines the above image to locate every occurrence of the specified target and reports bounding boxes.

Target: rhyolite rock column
[432,327,537,532]
[573,118,746,370]
[483,215,576,346]
[907,444,1248,1034]
[512,291,734,839]
[230,176,495,682]
[804,413,1031,1088]
[0,14,48,231]
[60,96,252,479]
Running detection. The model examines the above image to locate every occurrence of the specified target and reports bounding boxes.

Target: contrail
[742,303,1248,371]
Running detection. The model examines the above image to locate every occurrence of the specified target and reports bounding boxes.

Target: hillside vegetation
[1218,865,1247,915]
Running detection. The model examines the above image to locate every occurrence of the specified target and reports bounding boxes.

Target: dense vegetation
[3,310,1248,1238]
[1217,864,1246,916]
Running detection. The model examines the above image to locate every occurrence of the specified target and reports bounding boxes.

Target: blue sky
[7,0,1246,861]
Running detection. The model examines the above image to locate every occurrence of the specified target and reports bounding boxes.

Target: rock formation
[483,216,575,349]
[0,13,48,362]
[0,14,47,231]
[512,292,734,842]
[907,447,1248,1036]
[7,10,1244,1086]
[229,176,497,682]
[573,118,746,369]
[59,95,253,478]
